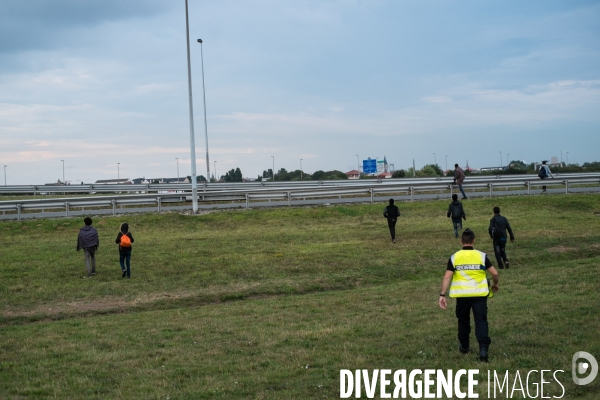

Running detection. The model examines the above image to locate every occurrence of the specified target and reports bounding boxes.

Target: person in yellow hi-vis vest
[438,228,499,362]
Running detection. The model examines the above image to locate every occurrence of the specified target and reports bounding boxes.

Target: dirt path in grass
[0,279,360,325]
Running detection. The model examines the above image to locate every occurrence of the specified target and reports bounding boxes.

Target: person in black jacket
[115,222,134,278]
[447,194,466,238]
[383,198,401,243]
[488,207,515,269]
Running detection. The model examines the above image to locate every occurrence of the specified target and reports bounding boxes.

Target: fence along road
[0,173,599,220]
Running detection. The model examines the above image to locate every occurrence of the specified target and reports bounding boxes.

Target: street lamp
[433,153,437,166]
[499,151,502,168]
[61,160,64,184]
[214,160,217,182]
[197,38,211,183]
[3,165,6,186]
[445,155,448,172]
[356,154,359,173]
[560,150,562,165]
[300,159,303,180]
[271,156,275,182]
[118,163,120,182]
[566,152,569,165]
[175,158,179,184]
[507,153,510,167]
[184,0,198,213]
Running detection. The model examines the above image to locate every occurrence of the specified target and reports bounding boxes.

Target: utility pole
[184,0,198,213]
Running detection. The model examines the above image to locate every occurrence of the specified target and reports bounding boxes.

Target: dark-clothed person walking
[439,229,499,362]
[488,207,515,269]
[383,198,400,243]
[447,194,466,238]
[453,164,468,199]
[77,217,99,277]
[538,160,554,192]
[115,222,134,278]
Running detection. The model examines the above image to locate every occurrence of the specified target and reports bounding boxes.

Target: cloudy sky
[1,0,599,184]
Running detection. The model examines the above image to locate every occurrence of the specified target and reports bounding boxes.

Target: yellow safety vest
[449,249,490,298]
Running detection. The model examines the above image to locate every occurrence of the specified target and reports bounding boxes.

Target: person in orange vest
[115,222,134,278]
[438,228,499,362]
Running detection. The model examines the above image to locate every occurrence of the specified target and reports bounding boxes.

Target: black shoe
[122,270,126,277]
[479,347,489,363]
[459,344,469,354]
[498,265,504,269]
[504,260,509,269]
[393,239,396,243]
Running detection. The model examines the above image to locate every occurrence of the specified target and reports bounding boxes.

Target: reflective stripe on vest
[449,249,489,298]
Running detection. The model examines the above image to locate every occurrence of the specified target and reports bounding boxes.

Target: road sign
[363,159,377,174]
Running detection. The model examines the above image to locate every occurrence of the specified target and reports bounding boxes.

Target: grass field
[1,194,599,399]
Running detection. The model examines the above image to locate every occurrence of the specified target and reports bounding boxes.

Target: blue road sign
[363,159,377,174]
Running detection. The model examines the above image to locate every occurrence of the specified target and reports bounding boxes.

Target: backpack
[538,166,547,178]
[451,203,462,218]
[491,218,503,240]
[120,233,132,247]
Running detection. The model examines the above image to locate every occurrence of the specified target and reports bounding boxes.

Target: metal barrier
[0,174,598,220]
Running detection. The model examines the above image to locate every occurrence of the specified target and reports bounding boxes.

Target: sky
[0,0,599,184]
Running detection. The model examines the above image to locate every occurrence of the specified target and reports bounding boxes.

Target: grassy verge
[1,194,599,398]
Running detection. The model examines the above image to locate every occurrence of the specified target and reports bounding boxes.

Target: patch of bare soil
[548,246,577,253]
[1,282,265,322]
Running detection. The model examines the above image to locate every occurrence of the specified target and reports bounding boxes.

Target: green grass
[1,194,599,398]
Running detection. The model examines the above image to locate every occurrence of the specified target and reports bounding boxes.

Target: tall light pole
[118,163,120,182]
[356,154,359,172]
[433,153,437,167]
[566,152,569,165]
[300,159,303,180]
[61,160,64,184]
[184,0,198,213]
[3,165,6,186]
[175,158,179,183]
[499,151,502,168]
[197,39,211,184]
[445,155,448,172]
[214,160,217,182]
[507,153,510,167]
[271,156,275,182]
[560,149,563,165]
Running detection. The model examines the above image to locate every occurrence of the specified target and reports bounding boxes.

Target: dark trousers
[540,176,547,191]
[83,247,96,277]
[455,297,491,349]
[452,218,463,238]
[493,239,508,268]
[458,185,467,199]
[387,218,397,240]
[119,251,131,277]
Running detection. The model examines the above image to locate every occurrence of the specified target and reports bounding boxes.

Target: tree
[392,170,406,178]
[224,167,243,182]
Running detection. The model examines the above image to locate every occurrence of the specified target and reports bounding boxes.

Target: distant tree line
[256,168,347,181]
[388,160,600,178]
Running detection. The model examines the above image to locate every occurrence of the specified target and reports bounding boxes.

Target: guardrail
[0,174,598,220]
[1,172,599,196]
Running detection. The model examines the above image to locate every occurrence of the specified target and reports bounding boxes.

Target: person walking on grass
[538,160,554,193]
[488,206,515,269]
[447,194,466,238]
[453,164,468,199]
[77,217,99,278]
[383,198,400,243]
[115,222,134,278]
[439,228,499,363]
